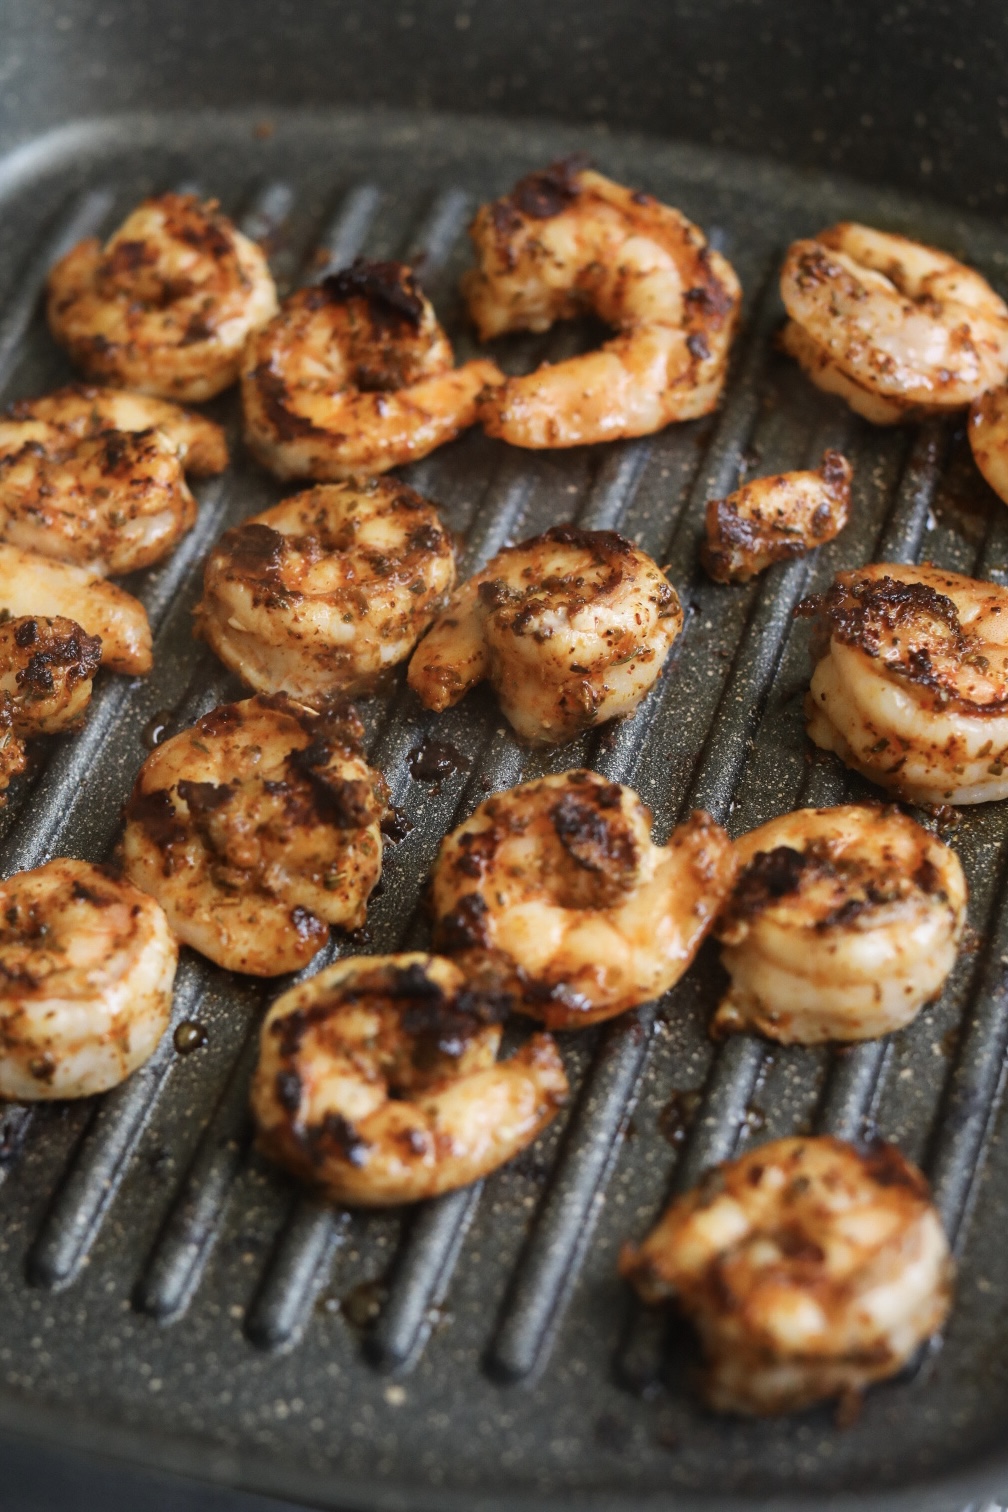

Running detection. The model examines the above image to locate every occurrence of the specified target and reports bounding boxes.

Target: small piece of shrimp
[0,612,101,792]
[431,770,737,1028]
[0,384,227,475]
[241,258,503,480]
[407,524,683,744]
[250,952,569,1205]
[780,223,1008,421]
[0,858,178,1099]
[47,193,278,402]
[464,160,741,447]
[701,450,852,584]
[195,477,456,702]
[122,694,387,976]
[0,614,101,790]
[619,1135,954,1416]
[798,562,1008,804]
[0,427,197,575]
[968,381,1008,506]
[0,542,151,675]
[0,614,101,735]
[713,805,966,1043]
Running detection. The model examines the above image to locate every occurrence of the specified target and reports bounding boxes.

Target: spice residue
[381,807,414,844]
[341,1278,388,1330]
[658,1088,702,1147]
[407,737,471,790]
[173,1020,208,1055]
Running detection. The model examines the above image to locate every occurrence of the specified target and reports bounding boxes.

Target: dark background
[1,0,1006,221]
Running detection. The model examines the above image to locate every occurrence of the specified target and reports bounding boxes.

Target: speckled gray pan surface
[1,108,1008,1512]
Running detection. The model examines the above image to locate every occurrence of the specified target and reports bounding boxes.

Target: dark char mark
[506,156,590,220]
[551,789,636,876]
[291,737,374,829]
[321,257,425,329]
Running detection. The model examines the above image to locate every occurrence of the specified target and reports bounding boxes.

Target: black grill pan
[1,106,1008,1512]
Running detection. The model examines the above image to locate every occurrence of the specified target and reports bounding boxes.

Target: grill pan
[2,105,1008,1512]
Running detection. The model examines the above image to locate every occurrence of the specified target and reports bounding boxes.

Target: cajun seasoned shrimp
[408,525,683,744]
[0,384,227,475]
[701,449,852,584]
[0,614,102,793]
[0,543,150,675]
[713,805,966,1043]
[968,381,1008,506]
[0,426,196,575]
[0,858,177,1099]
[122,694,387,976]
[619,1135,954,1416]
[431,770,737,1029]
[47,193,278,402]
[241,258,502,480]
[0,614,101,734]
[798,562,1008,804]
[251,952,569,1205]
[464,160,741,447]
[780,223,1008,422]
[195,478,456,702]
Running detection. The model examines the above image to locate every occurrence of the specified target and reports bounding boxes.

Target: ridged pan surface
[0,108,1008,1512]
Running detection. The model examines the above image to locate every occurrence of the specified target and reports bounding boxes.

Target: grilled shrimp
[0,615,101,733]
[968,381,1008,506]
[195,477,456,702]
[241,258,502,480]
[0,426,197,575]
[0,542,151,675]
[431,770,737,1029]
[251,952,569,1205]
[464,160,741,447]
[701,450,852,585]
[46,193,278,402]
[619,1135,954,1416]
[122,694,387,976]
[713,805,966,1044]
[0,615,101,790]
[780,223,1008,422]
[0,858,177,1099]
[407,525,683,744]
[0,384,227,475]
[798,562,1008,804]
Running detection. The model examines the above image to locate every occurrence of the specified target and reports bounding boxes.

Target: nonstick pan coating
[0,107,1006,1512]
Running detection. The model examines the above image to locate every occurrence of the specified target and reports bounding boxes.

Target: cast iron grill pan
[0,109,1007,1512]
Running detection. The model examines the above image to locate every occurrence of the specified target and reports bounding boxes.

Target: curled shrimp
[407,524,683,744]
[241,258,503,480]
[46,193,278,402]
[464,160,741,447]
[968,381,1008,506]
[0,615,101,734]
[619,1135,954,1416]
[122,694,387,976]
[0,858,178,1099]
[431,770,737,1029]
[798,562,1008,804]
[701,449,852,585]
[0,384,227,476]
[780,223,1008,422]
[0,542,151,675]
[195,477,456,702]
[250,952,569,1205]
[0,426,196,575]
[0,613,102,795]
[713,805,967,1043]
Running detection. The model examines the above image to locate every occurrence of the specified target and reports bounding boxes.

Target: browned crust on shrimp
[702,450,852,584]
